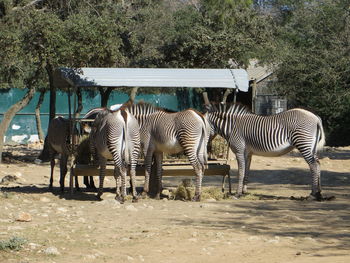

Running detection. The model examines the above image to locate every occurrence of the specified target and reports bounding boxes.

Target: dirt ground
[0,144,349,263]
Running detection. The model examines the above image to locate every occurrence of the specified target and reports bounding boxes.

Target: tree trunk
[35,90,46,142]
[38,63,56,162]
[129,87,138,103]
[74,87,83,118]
[99,87,113,107]
[0,87,36,163]
[46,63,56,123]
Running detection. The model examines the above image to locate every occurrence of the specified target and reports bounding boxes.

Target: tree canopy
[0,0,349,145]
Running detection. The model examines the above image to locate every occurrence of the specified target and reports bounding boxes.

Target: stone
[125,205,138,212]
[0,175,18,185]
[162,189,171,196]
[16,212,32,222]
[43,246,60,255]
[40,197,51,203]
[28,243,40,250]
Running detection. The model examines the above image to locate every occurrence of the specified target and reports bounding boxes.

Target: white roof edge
[57,67,249,92]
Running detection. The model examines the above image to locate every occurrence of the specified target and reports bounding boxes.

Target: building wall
[254,76,287,115]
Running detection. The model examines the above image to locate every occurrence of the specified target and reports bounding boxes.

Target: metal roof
[53,67,249,92]
[247,59,273,83]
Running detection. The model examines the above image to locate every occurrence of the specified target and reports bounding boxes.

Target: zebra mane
[127,101,177,113]
[207,103,251,116]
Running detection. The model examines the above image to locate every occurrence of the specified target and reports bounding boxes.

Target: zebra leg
[307,156,322,200]
[154,152,163,200]
[59,154,68,193]
[192,163,203,202]
[242,153,252,194]
[183,142,204,202]
[114,166,126,204]
[235,152,246,198]
[129,165,138,203]
[114,167,121,196]
[96,156,107,200]
[143,144,155,197]
[294,140,323,201]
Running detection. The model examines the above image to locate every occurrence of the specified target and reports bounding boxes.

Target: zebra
[128,102,210,201]
[89,107,140,203]
[47,116,78,192]
[206,103,326,201]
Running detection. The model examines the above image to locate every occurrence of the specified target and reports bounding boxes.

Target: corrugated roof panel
[56,68,249,92]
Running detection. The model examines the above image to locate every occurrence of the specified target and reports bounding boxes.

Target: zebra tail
[122,119,130,165]
[199,121,209,169]
[316,119,326,152]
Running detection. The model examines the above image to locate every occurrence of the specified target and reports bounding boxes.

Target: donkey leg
[59,154,68,193]
[49,157,55,190]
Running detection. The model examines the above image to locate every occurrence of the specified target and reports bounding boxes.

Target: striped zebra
[89,107,140,203]
[128,102,210,201]
[206,103,325,200]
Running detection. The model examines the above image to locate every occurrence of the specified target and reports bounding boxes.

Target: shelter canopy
[53,67,249,92]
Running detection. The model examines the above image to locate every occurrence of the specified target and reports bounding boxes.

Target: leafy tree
[266,0,350,145]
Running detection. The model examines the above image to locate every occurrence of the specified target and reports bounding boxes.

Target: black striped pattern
[128,103,209,201]
[207,104,325,199]
[90,108,140,203]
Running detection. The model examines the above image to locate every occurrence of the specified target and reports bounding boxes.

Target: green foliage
[266,0,350,145]
[0,236,27,251]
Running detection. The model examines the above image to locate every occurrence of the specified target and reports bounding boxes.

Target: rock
[28,243,40,250]
[7,226,24,231]
[127,256,134,261]
[162,189,171,196]
[248,236,260,241]
[40,197,51,203]
[125,205,138,212]
[56,207,68,213]
[16,212,32,222]
[0,175,18,185]
[43,246,60,255]
[34,159,42,164]
[78,217,86,223]
[205,198,217,202]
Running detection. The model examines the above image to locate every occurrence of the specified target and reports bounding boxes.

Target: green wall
[0,88,183,144]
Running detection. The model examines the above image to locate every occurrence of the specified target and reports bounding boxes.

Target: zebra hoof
[141,192,148,198]
[233,194,242,200]
[96,194,102,201]
[192,195,201,202]
[132,196,139,203]
[308,192,323,201]
[115,196,125,204]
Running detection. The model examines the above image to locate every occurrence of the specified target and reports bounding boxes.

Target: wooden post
[251,79,257,113]
[202,92,210,105]
[221,88,232,104]
[232,89,238,103]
